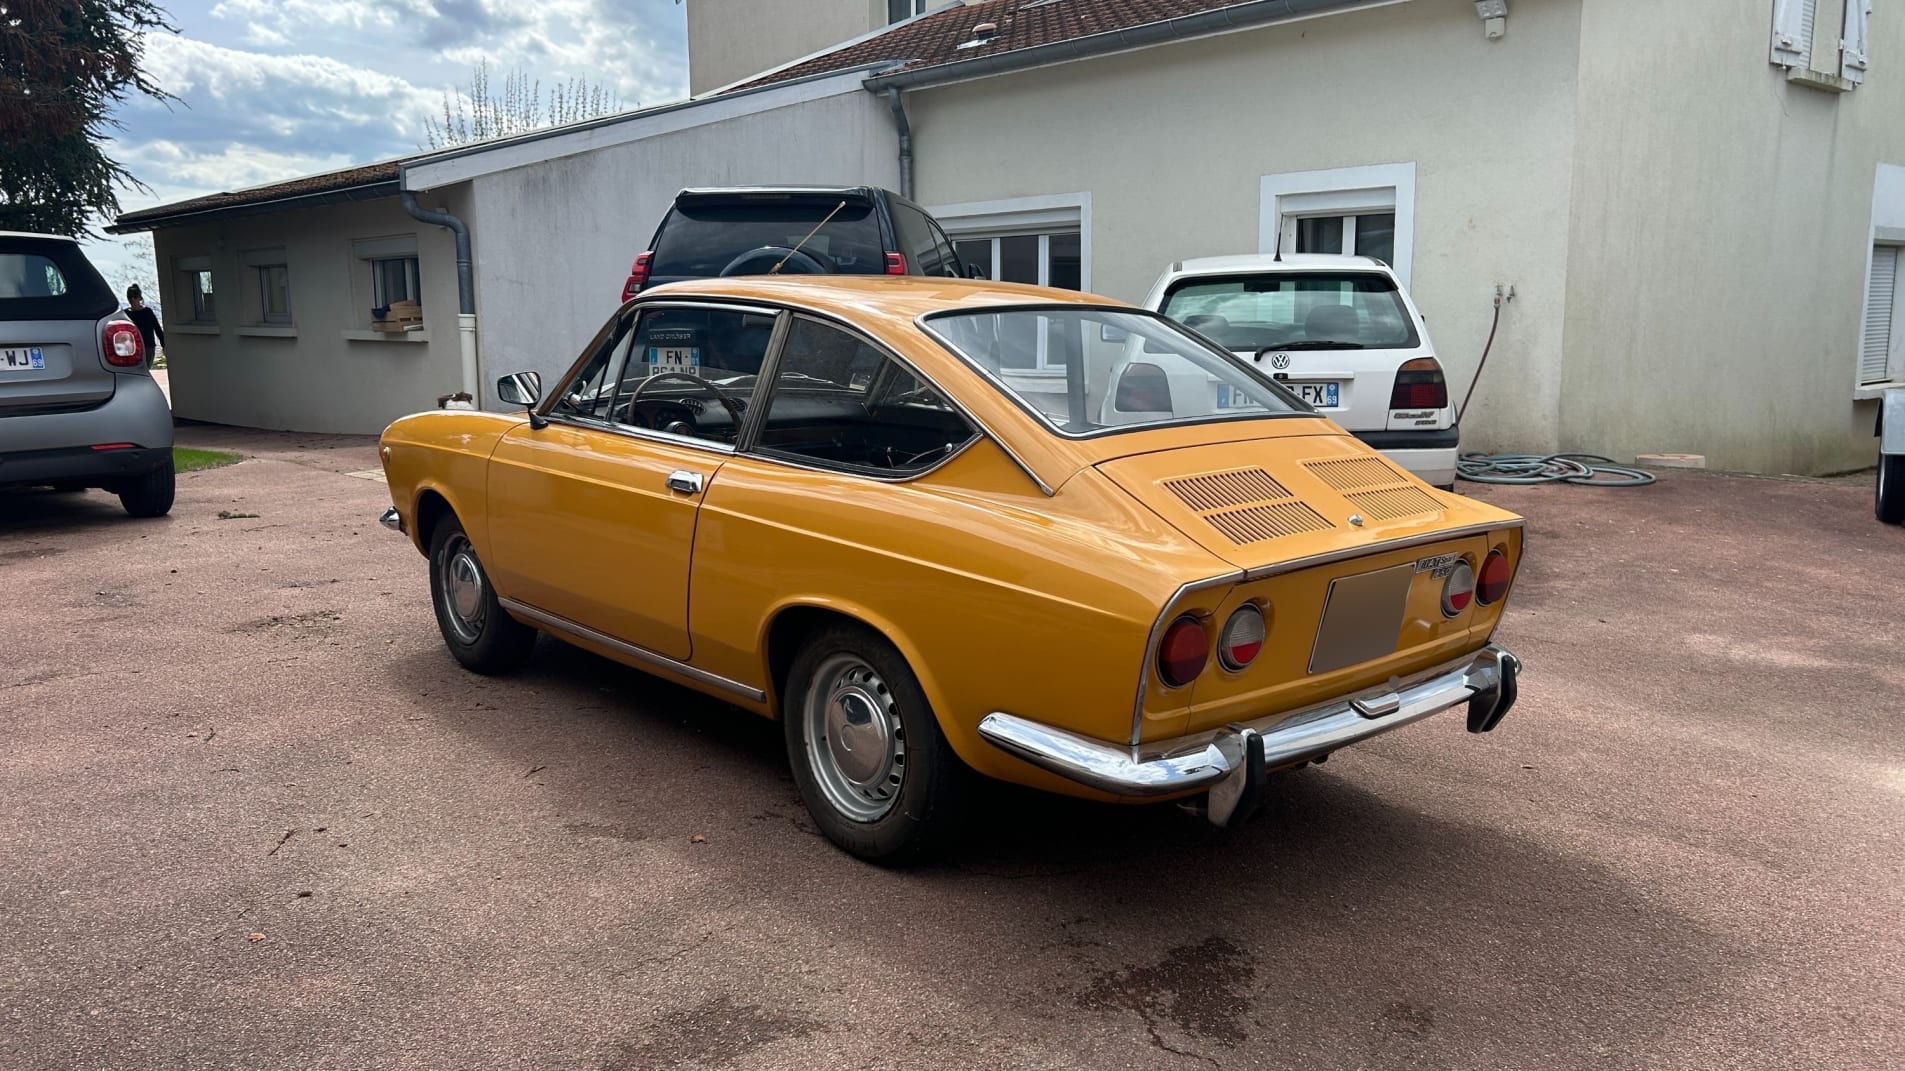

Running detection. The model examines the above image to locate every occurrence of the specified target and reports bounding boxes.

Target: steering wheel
[626,372,747,434]
[718,245,829,277]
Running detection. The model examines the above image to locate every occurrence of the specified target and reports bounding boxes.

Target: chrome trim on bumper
[979,644,1521,800]
[378,507,403,533]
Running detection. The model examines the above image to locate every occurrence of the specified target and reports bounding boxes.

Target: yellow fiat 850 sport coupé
[377,276,1523,860]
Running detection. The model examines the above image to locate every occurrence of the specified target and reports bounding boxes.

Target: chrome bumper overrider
[977,644,1521,825]
[378,507,403,533]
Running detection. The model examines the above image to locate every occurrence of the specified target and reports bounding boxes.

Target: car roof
[0,231,79,244]
[1165,253,1392,276]
[636,275,1125,322]
[675,185,886,200]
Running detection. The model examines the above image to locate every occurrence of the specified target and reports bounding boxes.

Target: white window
[373,257,421,307]
[888,0,929,22]
[256,265,290,324]
[351,235,422,329]
[1863,244,1901,386]
[1770,0,1869,84]
[173,255,215,323]
[933,193,1091,374]
[1260,163,1416,286]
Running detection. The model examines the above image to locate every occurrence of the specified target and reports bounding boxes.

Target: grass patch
[175,447,243,473]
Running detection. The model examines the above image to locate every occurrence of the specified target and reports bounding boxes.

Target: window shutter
[1841,0,1871,83]
[1771,0,1816,66]
[1863,246,1897,386]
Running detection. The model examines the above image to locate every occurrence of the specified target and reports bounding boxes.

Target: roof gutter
[106,179,399,234]
[863,0,1395,91]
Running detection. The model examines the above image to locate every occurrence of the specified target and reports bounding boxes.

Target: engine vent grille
[1163,468,1291,511]
[1302,456,1406,491]
[1301,455,1446,522]
[1345,485,1448,521]
[1205,501,1333,544]
[1162,467,1331,545]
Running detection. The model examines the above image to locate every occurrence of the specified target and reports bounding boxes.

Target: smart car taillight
[1476,549,1514,605]
[102,320,143,367]
[1389,357,1448,410]
[1217,604,1266,671]
[1157,615,1208,687]
[1114,362,1173,412]
[1441,558,1477,617]
[884,252,907,275]
[620,252,653,300]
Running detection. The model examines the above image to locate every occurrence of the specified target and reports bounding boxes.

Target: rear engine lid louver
[1301,457,1445,521]
[1161,468,1332,545]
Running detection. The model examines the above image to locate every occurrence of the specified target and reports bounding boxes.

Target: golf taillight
[102,320,143,367]
[1114,362,1173,412]
[620,251,653,300]
[1441,558,1477,617]
[1389,356,1448,410]
[1217,604,1266,671]
[1477,549,1514,605]
[884,252,908,275]
[1157,615,1208,688]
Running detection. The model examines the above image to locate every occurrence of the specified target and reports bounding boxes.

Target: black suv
[620,186,972,299]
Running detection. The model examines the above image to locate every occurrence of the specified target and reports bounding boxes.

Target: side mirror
[496,370,542,408]
[966,261,988,280]
[1099,324,1130,343]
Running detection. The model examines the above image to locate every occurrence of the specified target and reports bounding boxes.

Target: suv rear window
[0,239,116,321]
[1162,273,1420,352]
[648,197,886,280]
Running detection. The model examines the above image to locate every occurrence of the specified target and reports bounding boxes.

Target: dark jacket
[125,305,164,359]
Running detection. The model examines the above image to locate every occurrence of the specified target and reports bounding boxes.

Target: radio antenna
[772,200,849,274]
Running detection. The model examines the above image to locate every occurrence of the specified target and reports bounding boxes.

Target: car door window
[601,306,777,444]
[549,317,631,421]
[753,317,975,475]
[891,204,956,278]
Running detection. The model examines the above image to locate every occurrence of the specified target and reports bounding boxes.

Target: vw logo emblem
[1270,352,1291,370]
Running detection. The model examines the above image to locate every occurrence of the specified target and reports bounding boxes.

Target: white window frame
[932,193,1091,375]
[351,235,421,330]
[173,255,216,324]
[372,257,422,307]
[1260,163,1416,287]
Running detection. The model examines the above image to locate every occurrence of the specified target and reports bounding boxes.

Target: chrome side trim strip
[1239,520,1524,582]
[497,597,767,704]
[987,643,1518,797]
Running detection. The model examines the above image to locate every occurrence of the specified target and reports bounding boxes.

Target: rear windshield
[649,197,886,280]
[1161,272,1420,352]
[0,239,116,321]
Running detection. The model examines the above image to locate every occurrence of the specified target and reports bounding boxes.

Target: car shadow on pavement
[0,487,145,532]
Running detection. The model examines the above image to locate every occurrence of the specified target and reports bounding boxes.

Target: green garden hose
[1456,453,1657,487]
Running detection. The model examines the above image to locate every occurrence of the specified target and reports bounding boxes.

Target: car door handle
[666,470,704,495]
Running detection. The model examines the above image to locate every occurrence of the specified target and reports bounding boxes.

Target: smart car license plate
[1,347,46,372]
[1291,382,1339,407]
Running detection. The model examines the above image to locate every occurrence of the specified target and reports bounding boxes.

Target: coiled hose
[1457,453,1657,487]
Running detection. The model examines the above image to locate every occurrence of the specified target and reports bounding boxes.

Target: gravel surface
[2,430,1900,1070]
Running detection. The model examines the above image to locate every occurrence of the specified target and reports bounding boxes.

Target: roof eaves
[107,177,402,235]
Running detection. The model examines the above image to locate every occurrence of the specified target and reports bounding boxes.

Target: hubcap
[437,534,487,644]
[803,654,906,822]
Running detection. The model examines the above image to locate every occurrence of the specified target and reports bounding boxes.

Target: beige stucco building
[116,0,1903,474]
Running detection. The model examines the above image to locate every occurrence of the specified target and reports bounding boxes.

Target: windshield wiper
[1263,340,1366,351]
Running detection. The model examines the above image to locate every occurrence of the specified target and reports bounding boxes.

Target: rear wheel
[117,457,174,517]
[1878,454,1905,525]
[784,624,968,862]
[428,515,537,674]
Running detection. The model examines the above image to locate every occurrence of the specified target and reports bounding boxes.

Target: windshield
[923,306,1304,437]
[1161,272,1420,352]
[649,197,886,280]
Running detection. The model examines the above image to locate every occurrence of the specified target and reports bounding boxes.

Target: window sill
[171,323,220,335]
[236,325,298,338]
[1855,382,1903,401]
[342,329,432,343]
[1786,66,1855,93]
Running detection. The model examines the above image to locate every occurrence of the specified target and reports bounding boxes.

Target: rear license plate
[1,347,46,372]
[1215,384,1267,410]
[1309,563,1413,674]
[1291,382,1340,408]
[646,328,699,377]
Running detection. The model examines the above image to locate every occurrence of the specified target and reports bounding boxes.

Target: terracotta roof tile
[111,160,408,231]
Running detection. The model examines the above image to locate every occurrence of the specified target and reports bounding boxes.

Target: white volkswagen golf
[1109,254,1457,488]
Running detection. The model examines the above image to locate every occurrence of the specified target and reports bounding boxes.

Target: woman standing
[124,285,164,368]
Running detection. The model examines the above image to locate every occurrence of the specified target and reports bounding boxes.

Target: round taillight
[1476,549,1513,605]
[1441,559,1476,617]
[1217,604,1266,671]
[1157,615,1209,688]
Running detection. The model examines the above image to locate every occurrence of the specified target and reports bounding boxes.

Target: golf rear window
[649,198,885,279]
[0,239,116,320]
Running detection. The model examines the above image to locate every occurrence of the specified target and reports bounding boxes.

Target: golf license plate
[1290,381,1340,408]
[1,347,46,372]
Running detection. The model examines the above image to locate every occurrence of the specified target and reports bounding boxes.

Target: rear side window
[0,240,115,320]
[1162,273,1420,352]
[649,198,887,280]
[889,203,958,278]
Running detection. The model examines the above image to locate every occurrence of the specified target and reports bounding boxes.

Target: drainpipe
[885,87,914,200]
[400,191,480,406]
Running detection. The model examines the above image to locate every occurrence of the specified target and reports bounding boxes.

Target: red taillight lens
[884,252,907,275]
[102,320,144,367]
[1157,615,1209,688]
[1389,357,1447,410]
[1476,549,1513,605]
[1114,362,1173,412]
[1217,604,1266,671]
[621,251,653,300]
[1441,559,1476,617]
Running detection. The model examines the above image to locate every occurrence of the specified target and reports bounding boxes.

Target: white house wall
[686,0,885,95]
[151,195,469,435]
[904,0,1587,454]
[461,88,898,395]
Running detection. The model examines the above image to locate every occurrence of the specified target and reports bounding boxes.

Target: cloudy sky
[84,0,691,283]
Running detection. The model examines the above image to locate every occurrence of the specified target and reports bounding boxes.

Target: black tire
[784,623,969,863]
[117,456,175,517]
[428,514,537,674]
[1878,454,1905,526]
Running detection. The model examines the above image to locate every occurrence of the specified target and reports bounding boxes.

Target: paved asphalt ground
[2,425,1901,1071]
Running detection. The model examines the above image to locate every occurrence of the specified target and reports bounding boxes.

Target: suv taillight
[1113,363,1173,412]
[102,320,144,367]
[1389,357,1448,410]
[621,252,653,301]
[884,252,907,275]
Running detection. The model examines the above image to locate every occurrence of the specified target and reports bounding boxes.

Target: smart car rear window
[649,199,886,280]
[0,239,116,321]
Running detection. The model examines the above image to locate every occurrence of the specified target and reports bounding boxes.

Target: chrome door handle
[666,470,704,495]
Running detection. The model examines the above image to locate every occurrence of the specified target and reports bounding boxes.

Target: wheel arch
[760,599,945,723]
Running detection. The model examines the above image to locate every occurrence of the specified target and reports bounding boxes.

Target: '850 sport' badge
[1414,553,1461,578]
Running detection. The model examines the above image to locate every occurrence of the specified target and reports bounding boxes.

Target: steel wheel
[802,653,908,823]
[435,531,488,645]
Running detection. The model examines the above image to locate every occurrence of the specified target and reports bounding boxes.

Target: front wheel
[428,515,537,674]
[118,457,175,517]
[1878,453,1905,525]
[784,624,968,862]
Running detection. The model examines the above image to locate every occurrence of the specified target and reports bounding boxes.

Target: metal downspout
[885,87,914,200]
[400,191,480,406]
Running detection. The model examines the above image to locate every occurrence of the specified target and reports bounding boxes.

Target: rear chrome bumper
[977,644,1520,819]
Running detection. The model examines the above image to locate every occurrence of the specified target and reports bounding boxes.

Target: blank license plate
[1291,382,1340,407]
[1,347,46,372]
